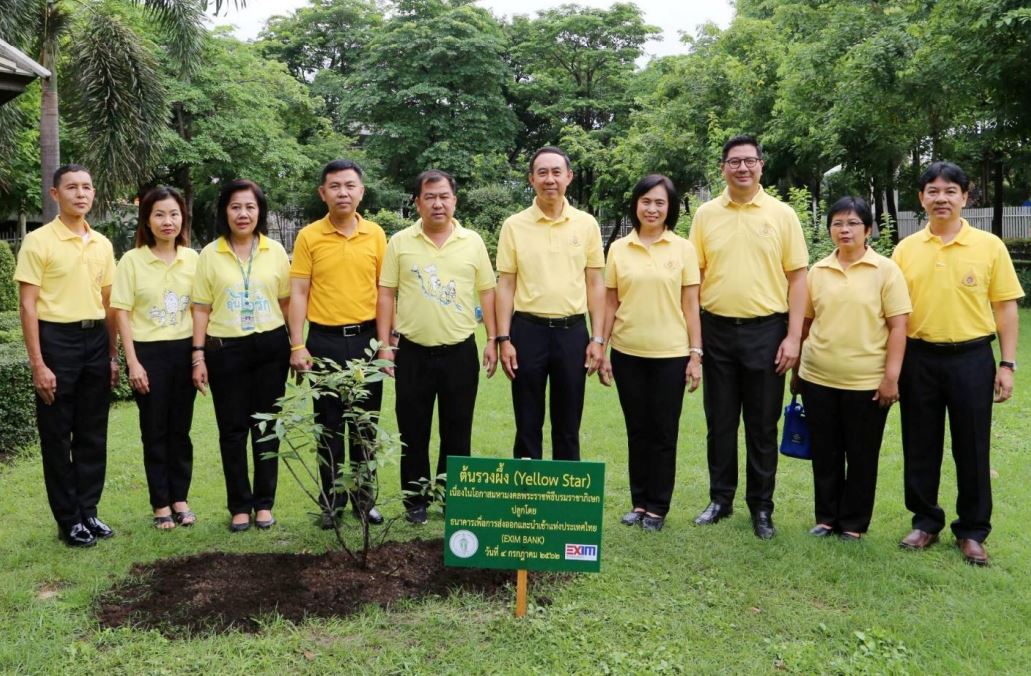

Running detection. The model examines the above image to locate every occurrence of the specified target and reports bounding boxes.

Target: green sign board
[443,457,605,573]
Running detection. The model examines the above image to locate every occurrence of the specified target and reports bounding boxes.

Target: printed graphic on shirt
[411,263,463,313]
[148,289,191,327]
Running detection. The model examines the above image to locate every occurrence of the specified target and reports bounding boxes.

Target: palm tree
[0,0,241,219]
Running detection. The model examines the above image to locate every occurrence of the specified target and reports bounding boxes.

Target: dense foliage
[1,0,1029,242]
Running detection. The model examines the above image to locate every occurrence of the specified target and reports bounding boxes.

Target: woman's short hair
[826,196,874,234]
[629,174,680,231]
[215,179,269,239]
[135,186,189,248]
[918,161,970,193]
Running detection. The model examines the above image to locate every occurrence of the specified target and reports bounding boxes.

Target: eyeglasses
[829,220,865,230]
[722,157,761,169]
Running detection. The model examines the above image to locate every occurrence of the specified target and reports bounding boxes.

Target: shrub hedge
[0,242,17,312]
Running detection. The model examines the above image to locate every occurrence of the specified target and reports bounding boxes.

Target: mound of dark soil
[97,538,520,635]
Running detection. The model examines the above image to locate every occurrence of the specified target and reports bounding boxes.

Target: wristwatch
[495,335,511,343]
[591,336,605,345]
[999,360,1017,372]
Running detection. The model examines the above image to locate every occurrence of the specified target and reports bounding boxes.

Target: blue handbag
[779,394,812,460]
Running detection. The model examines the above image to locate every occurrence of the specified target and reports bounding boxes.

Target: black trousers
[206,327,289,515]
[798,379,888,533]
[700,312,786,513]
[132,338,196,509]
[899,339,995,542]
[611,349,687,516]
[36,321,111,530]
[396,334,478,509]
[306,323,383,511]
[510,313,588,460]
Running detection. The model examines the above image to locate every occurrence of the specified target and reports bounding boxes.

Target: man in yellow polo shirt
[893,161,1024,566]
[495,146,605,461]
[688,135,809,540]
[377,169,497,524]
[15,164,119,547]
[288,159,387,528]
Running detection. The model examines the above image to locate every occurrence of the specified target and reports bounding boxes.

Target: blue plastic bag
[779,394,812,460]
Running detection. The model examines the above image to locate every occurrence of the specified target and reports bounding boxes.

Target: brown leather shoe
[957,539,989,566]
[899,529,939,550]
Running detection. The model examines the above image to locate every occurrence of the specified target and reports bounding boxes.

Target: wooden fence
[897,207,1031,239]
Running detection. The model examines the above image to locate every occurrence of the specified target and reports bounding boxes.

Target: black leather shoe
[58,523,97,548]
[809,524,835,537]
[229,514,251,532]
[693,502,733,526]
[641,515,665,532]
[255,516,276,530]
[752,511,775,540]
[84,516,114,539]
[405,506,428,525]
[839,532,861,542]
[354,506,384,525]
[620,510,644,526]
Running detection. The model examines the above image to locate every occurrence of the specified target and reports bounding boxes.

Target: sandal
[153,514,176,530]
[172,509,197,527]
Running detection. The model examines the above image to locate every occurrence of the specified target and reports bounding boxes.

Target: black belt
[513,311,585,329]
[908,335,994,354]
[40,319,103,329]
[205,326,286,349]
[701,310,786,326]
[398,334,474,355]
[308,319,376,338]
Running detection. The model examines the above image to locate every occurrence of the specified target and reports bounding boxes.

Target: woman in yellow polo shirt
[191,179,291,532]
[112,186,199,530]
[598,174,702,532]
[794,197,911,541]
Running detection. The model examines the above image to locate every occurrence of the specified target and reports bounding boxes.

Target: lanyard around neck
[232,237,258,298]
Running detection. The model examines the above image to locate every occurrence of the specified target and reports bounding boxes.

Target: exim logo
[564,544,598,561]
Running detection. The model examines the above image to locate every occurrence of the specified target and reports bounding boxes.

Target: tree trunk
[871,176,885,228]
[992,157,1004,238]
[39,74,60,223]
[17,212,27,250]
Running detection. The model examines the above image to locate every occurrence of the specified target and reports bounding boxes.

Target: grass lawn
[1,311,1030,674]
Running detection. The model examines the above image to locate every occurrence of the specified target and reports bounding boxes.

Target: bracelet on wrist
[191,345,205,352]
[290,344,306,352]
[495,335,511,343]
[192,358,205,367]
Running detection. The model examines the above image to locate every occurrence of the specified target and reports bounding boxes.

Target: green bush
[366,208,410,237]
[0,242,18,312]
[0,341,37,454]
[1015,264,1031,308]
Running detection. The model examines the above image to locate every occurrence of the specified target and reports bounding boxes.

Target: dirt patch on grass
[97,538,526,635]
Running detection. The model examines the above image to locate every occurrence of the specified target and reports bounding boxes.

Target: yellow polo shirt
[892,220,1024,342]
[380,219,495,346]
[496,198,604,317]
[799,248,912,390]
[290,213,386,325]
[14,218,115,322]
[688,186,808,317]
[111,246,198,342]
[605,230,700,358]
[192,235,290,338]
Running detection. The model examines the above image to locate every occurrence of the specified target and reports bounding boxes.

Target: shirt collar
[718,185,767,208]
[49,217,93,241]
[216,234,271,253]
[627,228,675,248]
[414,218,466,242]
[920,218,971,245]
[142,244,191,265]
[530,197,572,224]
[814,246,879,272]
[318,213,369,236]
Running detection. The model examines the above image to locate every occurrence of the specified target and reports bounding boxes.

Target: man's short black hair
[918,161,970,193]
[215,179,269,239]
[320,159,363,184]
[52,164,91,189]
[529,146,572,173]
[826,196,874,235]
[412,169,456,201]
[629,174,680,231]
[721,135,763,162]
